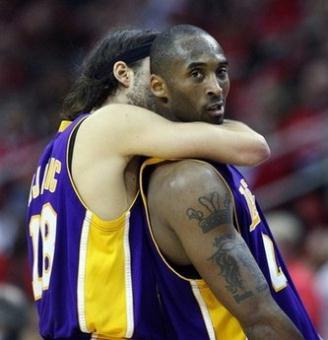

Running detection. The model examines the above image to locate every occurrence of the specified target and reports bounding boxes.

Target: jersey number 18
[29,203,57,300]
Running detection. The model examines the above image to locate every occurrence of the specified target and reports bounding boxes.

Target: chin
[202,110,225,125]
[205,115,224,125]
[217,116,224,125]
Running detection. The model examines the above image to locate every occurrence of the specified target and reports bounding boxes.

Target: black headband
[94,36,155,80]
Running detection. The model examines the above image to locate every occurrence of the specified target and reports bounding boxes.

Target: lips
[206,101,224,116]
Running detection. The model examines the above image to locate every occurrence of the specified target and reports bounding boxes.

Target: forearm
[209,120,270,166]
[165,121,270,166]
[244,315,303,340]
[96,104,270,165]
[223,119,258,132]
[244,306,304,340]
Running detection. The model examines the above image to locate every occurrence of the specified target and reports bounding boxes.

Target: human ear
[113,61,132,87]
[150,74,168,102]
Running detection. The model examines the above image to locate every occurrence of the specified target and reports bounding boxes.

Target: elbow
[251,134,271,165]
[241,134,271,166]
[241,299,303,340]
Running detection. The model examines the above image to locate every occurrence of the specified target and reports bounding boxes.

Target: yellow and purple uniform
[26,115,165,339]
[26,114,320,339]
[140,158,320,340]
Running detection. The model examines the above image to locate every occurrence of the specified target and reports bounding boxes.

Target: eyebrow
[187,60,229,69]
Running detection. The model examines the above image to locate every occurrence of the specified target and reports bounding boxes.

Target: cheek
[169,92,198,120]
[169,81,202,112]
[178,86,202,105]
[177,93,197,110]
[171,86,189,104]
[223,79,230,98]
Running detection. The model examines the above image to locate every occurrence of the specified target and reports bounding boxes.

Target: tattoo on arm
[237,252,269,294]
[186,191,268,303]
[186,192,232,233]
[208,234,254,303]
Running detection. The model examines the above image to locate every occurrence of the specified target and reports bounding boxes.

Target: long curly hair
[61,28,158,120]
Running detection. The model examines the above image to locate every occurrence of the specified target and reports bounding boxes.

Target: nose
[206,76,222,97]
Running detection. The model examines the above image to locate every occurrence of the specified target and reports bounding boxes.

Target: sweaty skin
[147,160,303,340]
[73,103,269,220]
[145,27,303,339]
[72,46,269,221]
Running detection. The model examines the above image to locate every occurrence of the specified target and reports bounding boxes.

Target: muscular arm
[83,104,270,166]
[148,161,302,339]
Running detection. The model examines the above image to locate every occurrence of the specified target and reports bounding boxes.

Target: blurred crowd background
[0,0,327,338]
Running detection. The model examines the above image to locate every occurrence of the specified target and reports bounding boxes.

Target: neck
[154,102,178,121]
[104,90,130,105]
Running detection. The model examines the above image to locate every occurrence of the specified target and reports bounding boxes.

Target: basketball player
[139,25,321,339]
[26,28,270,339]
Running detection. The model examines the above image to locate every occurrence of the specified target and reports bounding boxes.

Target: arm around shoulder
[221,120,270,166]
[86,104,270,166]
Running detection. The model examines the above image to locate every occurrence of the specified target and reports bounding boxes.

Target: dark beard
[126,71,166,117]
[126,87,157,111]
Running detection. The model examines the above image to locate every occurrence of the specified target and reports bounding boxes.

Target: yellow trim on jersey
[83,211,133,338]
[139,157,241,279]
[140,157,246,339]
[194,281,246,339]
[62,116,139,230]
[58,120,72,132]
[139,158,203,282]
[58,118,137,337]
[78,211,92,333]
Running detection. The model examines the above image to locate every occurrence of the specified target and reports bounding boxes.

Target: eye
[216,68,228,80]
[190,69,204,81]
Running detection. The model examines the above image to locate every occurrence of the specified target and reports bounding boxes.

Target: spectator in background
[305,228,328,339]
[0,284,28,340]
[0,0,327,337]
[267,210,322,328]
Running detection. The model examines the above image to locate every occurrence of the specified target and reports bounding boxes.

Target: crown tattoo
[186,192,231,233]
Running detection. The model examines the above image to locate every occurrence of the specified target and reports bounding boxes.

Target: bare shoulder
[147,159,234,265]
[75,104,141,156]
[148,160,231,223]
[149,160,228,197]
[87,103,158,126]
[79,103,139,129]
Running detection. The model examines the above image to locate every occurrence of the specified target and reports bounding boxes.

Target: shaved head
[150,25,223,82]
[149,24,230,125]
